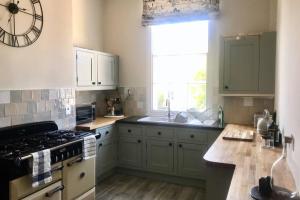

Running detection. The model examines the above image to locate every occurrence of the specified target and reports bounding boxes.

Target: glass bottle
[270,136,300,199]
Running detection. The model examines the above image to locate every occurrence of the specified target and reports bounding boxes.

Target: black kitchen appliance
[76,104,96,125]
[0,121,95,200]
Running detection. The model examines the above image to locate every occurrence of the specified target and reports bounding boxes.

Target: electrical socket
[65,105,71,116]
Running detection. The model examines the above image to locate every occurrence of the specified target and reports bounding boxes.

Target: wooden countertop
[76,117,126,131]
[203,124,296,200]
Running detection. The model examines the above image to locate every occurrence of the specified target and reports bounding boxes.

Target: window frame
[147,21,210,116]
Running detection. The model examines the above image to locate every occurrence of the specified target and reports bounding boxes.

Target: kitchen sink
[138,116,176,123]
[138,116,217,126]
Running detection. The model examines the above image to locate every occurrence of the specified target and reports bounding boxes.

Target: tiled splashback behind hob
[0,89,76,129]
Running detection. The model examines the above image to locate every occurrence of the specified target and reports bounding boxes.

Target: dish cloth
[83,135,96,160]
[31,149,52,188]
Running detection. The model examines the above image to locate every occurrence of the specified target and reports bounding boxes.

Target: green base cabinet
[96,139,117,179]
[146,140,174,174]
[118,137,143,169]
[95,125,118,181]
[177,143,207,179]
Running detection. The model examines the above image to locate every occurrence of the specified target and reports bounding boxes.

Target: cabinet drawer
[145,126,174,139]
[175,128,207,143]
[96,125,115,141]
[118,125,142,138]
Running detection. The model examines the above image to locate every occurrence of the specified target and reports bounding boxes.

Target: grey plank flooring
[96,174,205,200]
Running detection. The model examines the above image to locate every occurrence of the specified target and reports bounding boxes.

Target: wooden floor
[96,174,205,200]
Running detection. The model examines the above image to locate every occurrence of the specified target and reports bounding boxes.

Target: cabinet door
[259,32,276,93]
[76,50,97,87]
[178,143,206,178]
[97,54,118,86]
[146,140,174,174]
[118,137,143,169]
[222,36,260,92]
[96,139,117,180]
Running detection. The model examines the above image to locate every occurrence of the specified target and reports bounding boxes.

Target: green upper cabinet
[220,32,276,96]
[259,32,276,93]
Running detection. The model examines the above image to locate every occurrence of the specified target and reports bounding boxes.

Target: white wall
[103,0,277,109]
[0,0,74,90]
[72,0,104,51]
[276,0,300,191]
[103,0,148,87]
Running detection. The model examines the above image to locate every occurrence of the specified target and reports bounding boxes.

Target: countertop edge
[116,116,224,130]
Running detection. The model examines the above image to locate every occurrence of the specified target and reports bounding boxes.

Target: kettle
[257,109,272,135]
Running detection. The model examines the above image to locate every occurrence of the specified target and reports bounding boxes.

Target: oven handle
[45,185,64,198]
[67,156,83,167]
[51,166,64,173]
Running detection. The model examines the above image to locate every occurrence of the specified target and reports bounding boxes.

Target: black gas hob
[0,129,90,161]
[0,121,93,166]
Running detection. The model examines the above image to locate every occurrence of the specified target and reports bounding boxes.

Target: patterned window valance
[142,0,219,26]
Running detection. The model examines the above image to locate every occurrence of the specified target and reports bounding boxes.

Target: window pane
[152,21,208,55]
[153,54,207,83]
[188,84,206,111]
[151,21,208,113]
[153,83,168,111]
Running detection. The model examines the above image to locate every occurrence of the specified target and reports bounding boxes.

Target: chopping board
[223,129,255,142]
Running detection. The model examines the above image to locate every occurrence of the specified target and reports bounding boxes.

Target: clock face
[0,0,43,47]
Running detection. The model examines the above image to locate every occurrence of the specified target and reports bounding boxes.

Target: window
[150,21,209,113]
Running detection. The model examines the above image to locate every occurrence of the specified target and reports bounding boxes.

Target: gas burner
[0,122,93,162]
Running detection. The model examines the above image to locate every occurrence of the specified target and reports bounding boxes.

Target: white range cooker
[0,121,96,200]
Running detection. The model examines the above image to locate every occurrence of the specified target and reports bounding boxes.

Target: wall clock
[0,0,43,47]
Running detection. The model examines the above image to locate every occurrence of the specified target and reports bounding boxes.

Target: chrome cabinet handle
[67,157,83,167]
[45,185,64,197]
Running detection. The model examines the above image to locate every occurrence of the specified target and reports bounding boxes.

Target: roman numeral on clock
[24,34,32,45]
[35,14,43,21]
[32,26,41,37]
[0,28,5,43]
[10,35,19,47]
[31,0,39,4]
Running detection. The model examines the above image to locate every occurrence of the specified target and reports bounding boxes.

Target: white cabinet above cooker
[75,47,119,91]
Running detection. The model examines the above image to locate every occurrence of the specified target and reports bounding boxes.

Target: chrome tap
[166,98,171,118]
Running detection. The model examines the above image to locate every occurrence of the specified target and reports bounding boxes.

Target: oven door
[10,162,63,200]
[21,181,63,200]
[63,156,95,200]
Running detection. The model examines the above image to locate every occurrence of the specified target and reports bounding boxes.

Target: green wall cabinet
[220,32,276,95]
